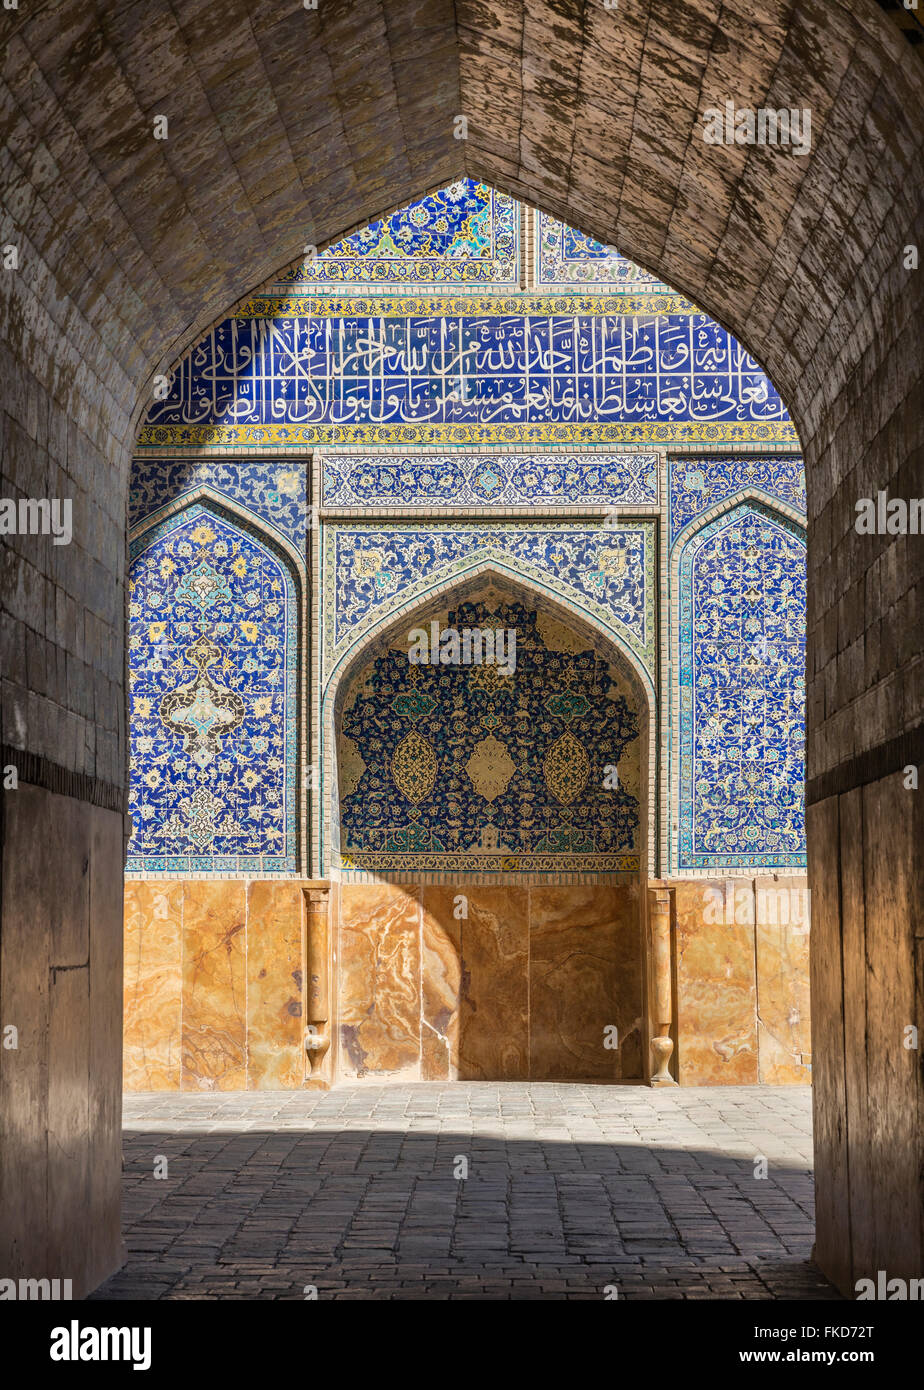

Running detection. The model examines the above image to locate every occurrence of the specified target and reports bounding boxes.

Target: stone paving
[90,1083,839,1301]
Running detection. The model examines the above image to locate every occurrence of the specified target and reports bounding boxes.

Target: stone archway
[1,0,921,1296]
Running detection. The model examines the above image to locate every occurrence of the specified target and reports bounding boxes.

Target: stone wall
[3,0,921,1298]
[122,874,812,1091]
[123,879,326,1091]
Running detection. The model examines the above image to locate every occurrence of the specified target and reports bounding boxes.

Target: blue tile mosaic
[677,504,806,870]
[534,210,669,291]
[670,455,806,546]
[271,180,519,290]
[126,502,298,874]
[323,523,656,682]
[128,186,809,878]
[322,451,659,507]
[141,310,791,448]
[338,597,641,875]
[130,458,309,547]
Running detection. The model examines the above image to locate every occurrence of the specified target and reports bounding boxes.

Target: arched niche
[326,567,654,1086]
[320,562,656,882]
[127,497,302,874]
[671,500,807,876]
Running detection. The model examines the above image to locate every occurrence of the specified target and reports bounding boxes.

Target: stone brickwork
[91,1084,837,1301]
[1,0,922,1297]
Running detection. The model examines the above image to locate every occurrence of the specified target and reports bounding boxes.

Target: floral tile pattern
[126,185,809,878]
[339,598,642,874]
[323,522,656,682]
[677,504,807,870]
[534,210,670,291]
[322,451,659,507]
[130,458,308,547]
[670,455,806,546]
[272,180,519,289]
[126,503,298,873]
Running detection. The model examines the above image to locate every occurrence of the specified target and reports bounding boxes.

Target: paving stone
[85,1082,842,1301]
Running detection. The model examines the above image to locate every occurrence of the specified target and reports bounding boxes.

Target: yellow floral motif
[232,556,248,577]
[191,525,215,544]
[240,620,258,641]
[253,696,273,717]
[598,546,628,576]
[543,730,591,805]
[148,622,166,640]
[276,470,302,496]
[354,549,384,578]
[391,729,437,803]
[135,698,151,717]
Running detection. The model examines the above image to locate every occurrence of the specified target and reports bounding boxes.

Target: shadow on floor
[90,1113,839,1301]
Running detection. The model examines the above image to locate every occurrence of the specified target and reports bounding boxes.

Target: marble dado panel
[123,880,310,1091]
[673,878,811,1086]
[123,876,810,1089]
[322,521,657,683]
[337,883,644,1082]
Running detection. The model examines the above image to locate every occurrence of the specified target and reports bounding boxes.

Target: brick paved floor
[90,1083,839,1300]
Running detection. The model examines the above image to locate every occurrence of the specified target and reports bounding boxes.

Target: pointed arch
[127,495,304,874]
[321,528,656,689]
[669,499,807,876]
[316,561,657,879]
[668,483,807,556]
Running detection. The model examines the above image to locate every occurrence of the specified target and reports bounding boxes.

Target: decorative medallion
[545,690,591,724]
[391,691,437,722]
[391,729,438,803]
[465,734,517,802]
[544,731,591,805]
[173,561,233,611]
[157,787,225,850]
[159,633,245,769]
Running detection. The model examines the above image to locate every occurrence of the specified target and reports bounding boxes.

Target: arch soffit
[319,560,657,875]
[323,555,656,723]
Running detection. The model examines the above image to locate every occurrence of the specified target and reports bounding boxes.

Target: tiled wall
[123,875,811,1090]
